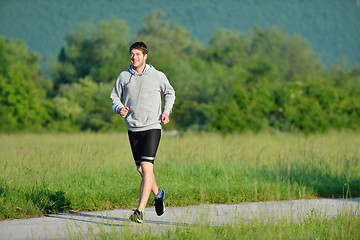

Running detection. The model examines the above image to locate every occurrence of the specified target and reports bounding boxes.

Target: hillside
[0,0,359,68]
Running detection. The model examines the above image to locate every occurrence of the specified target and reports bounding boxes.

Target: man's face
[130,49,147,70]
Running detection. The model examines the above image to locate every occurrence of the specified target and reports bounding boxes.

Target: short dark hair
[129,42,148,55]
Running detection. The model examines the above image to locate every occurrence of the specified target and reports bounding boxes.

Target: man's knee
[140,161,154,174]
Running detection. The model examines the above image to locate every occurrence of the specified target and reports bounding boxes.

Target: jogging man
[110,42,175,223]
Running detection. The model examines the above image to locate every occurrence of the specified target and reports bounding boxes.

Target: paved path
[1,198,359,240]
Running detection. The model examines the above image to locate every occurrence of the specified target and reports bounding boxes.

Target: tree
[0,37,51,131]
[135,10,203,59]
[205,29,249,67]
[44,13,360,133]
[52,18,130,89]
[248,26,325,81]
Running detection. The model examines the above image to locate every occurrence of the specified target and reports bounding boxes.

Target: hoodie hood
[128,64,152,76]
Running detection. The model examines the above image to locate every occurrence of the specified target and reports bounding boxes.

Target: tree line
[1,11,359,133]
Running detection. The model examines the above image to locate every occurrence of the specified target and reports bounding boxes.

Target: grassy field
[1,131,359,221]
[68,213,359,240]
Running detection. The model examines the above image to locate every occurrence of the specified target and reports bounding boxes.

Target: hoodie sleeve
[110,74,125,114]
[159,73,176,115]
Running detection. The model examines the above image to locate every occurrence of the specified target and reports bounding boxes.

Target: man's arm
[159,74,175,116]
[110,76,125,114]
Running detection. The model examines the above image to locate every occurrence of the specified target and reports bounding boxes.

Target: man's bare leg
[137,162,159,212]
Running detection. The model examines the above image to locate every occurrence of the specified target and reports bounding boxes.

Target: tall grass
[1,131,359,219]
[85,213,359,240]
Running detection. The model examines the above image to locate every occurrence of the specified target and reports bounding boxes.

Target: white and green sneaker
[129,208,144,223]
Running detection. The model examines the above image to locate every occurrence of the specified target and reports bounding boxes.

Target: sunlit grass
[162,213,359,240]
[67,213,359,240]
[0,131,359,219]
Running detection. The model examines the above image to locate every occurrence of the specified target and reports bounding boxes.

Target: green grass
[167,215,359,240]
[1,131,359,220]
[67,213,359,240]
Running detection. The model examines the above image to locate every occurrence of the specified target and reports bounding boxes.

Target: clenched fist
[120,106,129,118]
[161,113,170,125]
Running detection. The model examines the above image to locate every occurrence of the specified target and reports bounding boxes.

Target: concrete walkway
[1,198,359,240]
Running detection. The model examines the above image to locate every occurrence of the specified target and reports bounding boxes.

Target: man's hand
[120,106,129,117]
[161,113,170,125]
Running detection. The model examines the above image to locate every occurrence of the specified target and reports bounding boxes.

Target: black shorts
[128,129,161,166]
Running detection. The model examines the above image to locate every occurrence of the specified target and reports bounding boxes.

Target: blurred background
[0,0,359,133]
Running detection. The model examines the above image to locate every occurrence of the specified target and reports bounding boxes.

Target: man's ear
[144,54,148,61]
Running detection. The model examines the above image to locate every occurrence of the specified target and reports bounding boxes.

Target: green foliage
[50,77,127,132]
[1,11,360,133]
[52,18,129,89]
[0,37,51,132]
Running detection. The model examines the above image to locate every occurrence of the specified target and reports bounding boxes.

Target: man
[110,42,175,223]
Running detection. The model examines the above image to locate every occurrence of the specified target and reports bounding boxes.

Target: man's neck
[134,64,146,73]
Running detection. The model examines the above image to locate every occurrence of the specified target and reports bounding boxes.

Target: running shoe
[129,208,144,223]
[154,188,165,216]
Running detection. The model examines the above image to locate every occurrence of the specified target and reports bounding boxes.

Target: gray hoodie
[110,64,175,131]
